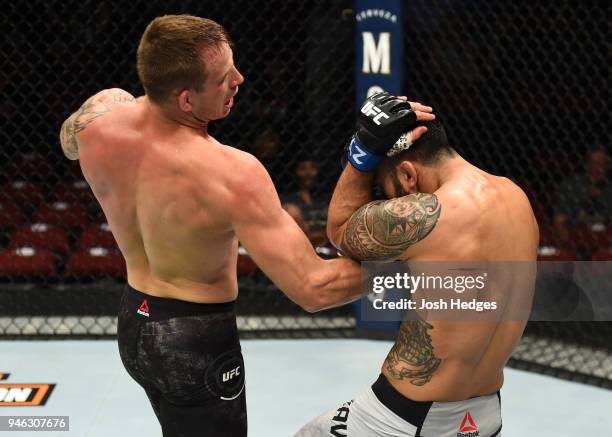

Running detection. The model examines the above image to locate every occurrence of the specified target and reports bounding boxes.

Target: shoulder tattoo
[341,193,441,260]
[59,89,135,160]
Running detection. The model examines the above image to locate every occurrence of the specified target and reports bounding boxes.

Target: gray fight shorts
[295,374,501,437]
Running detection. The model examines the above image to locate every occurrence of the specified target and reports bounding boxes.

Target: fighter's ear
[177,89,193,113]
[397,160,418,192]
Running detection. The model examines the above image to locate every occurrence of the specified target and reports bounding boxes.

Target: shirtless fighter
[296,93,539,436]
[57,15,436,437]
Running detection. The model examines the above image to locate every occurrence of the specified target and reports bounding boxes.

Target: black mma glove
[347,92,417,172]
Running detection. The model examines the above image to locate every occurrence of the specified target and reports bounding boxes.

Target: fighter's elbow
[300,292,327,313]
[301,299,324,314]
[300,270,333,313]
[297,281,322,313]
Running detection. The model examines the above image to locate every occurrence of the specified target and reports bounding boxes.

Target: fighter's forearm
[326,165,374,249]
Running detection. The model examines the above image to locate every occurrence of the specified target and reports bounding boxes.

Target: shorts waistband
[124,284,235,321]
[371,374,433,428]
[371,374,501,431]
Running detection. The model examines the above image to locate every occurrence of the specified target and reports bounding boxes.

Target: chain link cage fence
[1,1,611,388]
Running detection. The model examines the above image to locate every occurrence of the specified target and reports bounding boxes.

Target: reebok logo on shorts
[457,411,479,437]
[137,300,150,317]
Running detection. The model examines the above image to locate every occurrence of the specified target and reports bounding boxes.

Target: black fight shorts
[118,285,246,437]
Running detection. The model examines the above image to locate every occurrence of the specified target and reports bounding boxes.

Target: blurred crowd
[0,140,609,281]
[535,146,611,261]
[250,134,612,264]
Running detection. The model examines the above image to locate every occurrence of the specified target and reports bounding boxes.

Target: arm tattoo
[341,193,441,260]
[59,89,135,160]
[100,90,136,104]
[385,318,441,386]
[59,113,80,160]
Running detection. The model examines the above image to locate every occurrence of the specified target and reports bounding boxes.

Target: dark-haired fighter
[296,93,538,436]
[58,16,433,437]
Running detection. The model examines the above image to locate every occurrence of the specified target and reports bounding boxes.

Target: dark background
[3,1,609,203]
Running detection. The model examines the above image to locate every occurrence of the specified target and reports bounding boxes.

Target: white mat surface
[1,339,611,436]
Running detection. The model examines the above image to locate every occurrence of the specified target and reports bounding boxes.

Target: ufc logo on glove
[360,101,390,125]
[348,92,417,172]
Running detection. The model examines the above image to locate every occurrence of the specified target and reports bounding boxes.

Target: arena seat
[570,223,612,255]
[538,225,563,247]
[65,247,126,278]
[591,247,612,261]
[0,202,23,230]
[77,222,117,249]
[237,245,257,276]
[6,153,53,181]
[54,180,97,206]
[33,202,90,231]
[0,247,57,279]
[0,181,44,210]
[9,223,70,256]
[537,246,577,261]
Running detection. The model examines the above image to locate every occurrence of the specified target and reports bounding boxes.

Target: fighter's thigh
[158,386,247,437]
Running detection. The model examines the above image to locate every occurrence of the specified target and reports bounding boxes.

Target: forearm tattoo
[340,193,441,260]
[385,318,441,386]
[59,89,135,160]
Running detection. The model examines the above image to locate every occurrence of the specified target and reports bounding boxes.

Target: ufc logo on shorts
[360,101,389,125]
[222,366,241,382]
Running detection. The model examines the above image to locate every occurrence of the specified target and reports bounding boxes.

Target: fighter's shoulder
[428,184,484,231]
[81,88,137,116]
[220,147,271,185]
[91,88,136,103]
[493,176,534,211]
[437,176,532,219]
[430,184,468,214]
[71,88,138,137]
[216,147,278,212]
